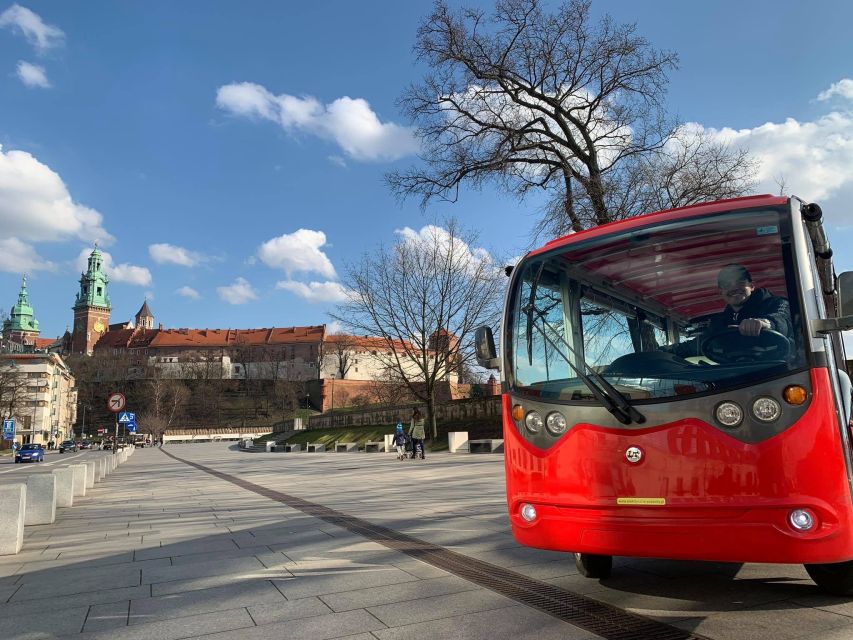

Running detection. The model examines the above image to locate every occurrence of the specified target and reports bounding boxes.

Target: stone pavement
[2,444,853,640]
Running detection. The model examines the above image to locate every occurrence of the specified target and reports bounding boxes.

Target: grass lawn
[255,415,502,453]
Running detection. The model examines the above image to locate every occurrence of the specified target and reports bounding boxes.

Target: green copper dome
[74,245,111,310]
[3,275,40,333]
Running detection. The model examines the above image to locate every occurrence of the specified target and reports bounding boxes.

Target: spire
[75,246,111,310]
[4,274,39,334]
[135,298,154,329]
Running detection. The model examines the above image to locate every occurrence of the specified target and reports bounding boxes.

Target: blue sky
[1,0,852,341]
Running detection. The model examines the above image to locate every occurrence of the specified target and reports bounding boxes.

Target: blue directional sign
[2,419,15,441]
[127,423,138,434]
[117,411,135,424]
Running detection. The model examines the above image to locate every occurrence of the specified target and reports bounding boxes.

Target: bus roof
[529,194,789,258]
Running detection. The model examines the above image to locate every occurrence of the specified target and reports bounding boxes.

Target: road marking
[0,451,88,474]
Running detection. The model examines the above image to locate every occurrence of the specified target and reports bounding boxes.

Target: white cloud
[216,82,419,161]
[148,243,206,267]
[0,145,113,244]
[175,285,200,300]
[75,248,152,287]
[217,277,257,305]
[0,4,64,52]
[691,82,853,207]
[395,224,493,273]
[16,60,49,88]
[817,79,853,102]
[0,237,54,273]
[276,280,351,303]
[257,229,337,279]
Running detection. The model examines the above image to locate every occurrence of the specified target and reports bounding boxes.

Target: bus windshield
[508,207,807,403]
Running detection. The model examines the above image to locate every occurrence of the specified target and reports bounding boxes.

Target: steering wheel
[701,327,790,364]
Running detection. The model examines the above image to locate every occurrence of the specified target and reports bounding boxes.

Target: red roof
[94,329,159,350]
[326,334,417,352]
[150,326,324,348]
[33,337,58,349]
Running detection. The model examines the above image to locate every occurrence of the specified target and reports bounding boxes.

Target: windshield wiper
[525,305,646,425]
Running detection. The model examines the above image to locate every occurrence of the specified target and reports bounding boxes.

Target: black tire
[574,553,613,579]
[805,561,853,595]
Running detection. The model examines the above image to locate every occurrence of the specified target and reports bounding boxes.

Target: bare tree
[325,334,357,379]
[390,0,756,235]
[332,219,503,438]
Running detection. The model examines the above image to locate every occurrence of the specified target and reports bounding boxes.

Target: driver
[710,264,792,340]
[669,264,793,358]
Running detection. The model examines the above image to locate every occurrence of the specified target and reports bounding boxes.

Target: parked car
[59,440,78,453]
[15,443,44,463]
[80,440,92,449]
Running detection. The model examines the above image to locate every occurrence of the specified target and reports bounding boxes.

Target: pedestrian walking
[391,421,408,460]
[408,408,426,460]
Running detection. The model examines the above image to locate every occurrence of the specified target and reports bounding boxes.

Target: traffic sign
[127,424,138,434]
[107,393,126,413]
[118,411,132,424]
[2,419,15,441]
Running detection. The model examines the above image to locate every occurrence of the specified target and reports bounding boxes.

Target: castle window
[97,287,102,296]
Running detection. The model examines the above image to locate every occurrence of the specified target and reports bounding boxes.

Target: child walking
[391,421,408,460]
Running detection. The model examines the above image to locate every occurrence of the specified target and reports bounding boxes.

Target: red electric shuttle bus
[476,195,853,594]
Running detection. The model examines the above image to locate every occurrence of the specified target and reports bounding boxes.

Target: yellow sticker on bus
[616,498,666,506]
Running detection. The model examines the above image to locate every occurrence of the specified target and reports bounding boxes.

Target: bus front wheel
[805,561,853,595]
[574,553,613,579]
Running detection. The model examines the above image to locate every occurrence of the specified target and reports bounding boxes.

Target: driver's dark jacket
[672,288,793,357]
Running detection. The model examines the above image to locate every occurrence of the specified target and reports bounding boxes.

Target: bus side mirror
[813,271,853,333]
[840,272,853,317]
[475,326,501,370]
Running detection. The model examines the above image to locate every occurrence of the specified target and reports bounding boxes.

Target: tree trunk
[426,392,437,440]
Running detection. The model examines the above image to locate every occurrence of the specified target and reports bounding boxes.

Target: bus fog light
[520,503,537,522]
[715,401,743,427]
[546,411,567,435]
[789,509,816,532]
[525,411,543,434]
[753,397,781,422]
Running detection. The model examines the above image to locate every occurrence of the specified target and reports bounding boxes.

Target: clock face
[93,320,106,334]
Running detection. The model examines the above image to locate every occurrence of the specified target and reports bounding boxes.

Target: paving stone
[368,588,516,627]
[129,580,285,625]
[272,565,418,599]
[671,604,853,640]
[84,599,130,632]
[13,567,142,600]
[371,604,600,640]
[65,607,255,640]
[4,584,151,615]
[4,604,89,637]
[142,555,265,585]
[194,609,386,640]
[246,595,332,624]
[320,575,481,612]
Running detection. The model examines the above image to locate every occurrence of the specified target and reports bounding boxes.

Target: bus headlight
[752,397,781,422]
[715,401,743,427]
[545,411,567,435]
[520,503,537,522]
[524,411,543,434]
[789,509,816,532]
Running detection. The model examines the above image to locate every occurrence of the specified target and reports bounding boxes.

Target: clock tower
[72,245,111,355]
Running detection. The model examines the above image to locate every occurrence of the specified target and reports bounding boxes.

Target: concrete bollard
[109,455,116,471]
[25,474,57,525]
[83,461,96,488]
[70,464,87,496]
[448,431,470,454]
[0,484,26,555]
[52,467,75,507]
[97,458,106,481]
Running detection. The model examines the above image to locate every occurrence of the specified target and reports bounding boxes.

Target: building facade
[0,353,77,446]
